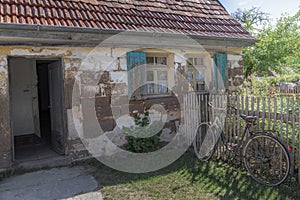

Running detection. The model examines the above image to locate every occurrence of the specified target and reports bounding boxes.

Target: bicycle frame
[215,116,256,157]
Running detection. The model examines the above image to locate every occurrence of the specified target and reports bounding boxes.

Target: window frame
[144,53,173,97]
[186,56,207,92]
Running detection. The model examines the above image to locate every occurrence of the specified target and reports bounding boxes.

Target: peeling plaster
[64,58,82,71]
[10,48,71,57]
[0,55,8,96]
[228,55,242,61]
[0,66,6,73]
[110,71,127,83]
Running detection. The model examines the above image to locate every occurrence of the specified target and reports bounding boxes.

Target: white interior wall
[10,58,37,136]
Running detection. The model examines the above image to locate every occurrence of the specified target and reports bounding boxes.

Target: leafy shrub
[123,109,161,153]
[237,74,300,97]
[125,136,159,153]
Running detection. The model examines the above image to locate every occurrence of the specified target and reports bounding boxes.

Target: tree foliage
[234,8,300,77]
[231,7,270,33]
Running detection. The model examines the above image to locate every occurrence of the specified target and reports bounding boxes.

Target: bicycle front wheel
[193,123,217,161]
[243,133,290,186]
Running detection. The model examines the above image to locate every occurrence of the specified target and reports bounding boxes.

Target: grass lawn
[87,151,300,200]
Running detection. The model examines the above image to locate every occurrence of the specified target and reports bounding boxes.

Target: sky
[219,0,300,21]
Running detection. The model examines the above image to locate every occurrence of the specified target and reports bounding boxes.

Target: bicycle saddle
[240,114,257,123]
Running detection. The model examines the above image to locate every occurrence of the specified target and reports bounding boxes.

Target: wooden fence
[277,83,300,94]
[184,93,300,184]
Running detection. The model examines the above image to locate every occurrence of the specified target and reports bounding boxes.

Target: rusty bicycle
[193,101,291,186]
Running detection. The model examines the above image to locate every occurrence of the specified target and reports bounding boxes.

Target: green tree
[240,9,300,77]
[231,7,270,33]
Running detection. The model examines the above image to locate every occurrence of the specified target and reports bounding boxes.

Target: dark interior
[37,61,52,145]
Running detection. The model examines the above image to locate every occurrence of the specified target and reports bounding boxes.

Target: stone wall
[227,53,244,91]
[228,51,244,92]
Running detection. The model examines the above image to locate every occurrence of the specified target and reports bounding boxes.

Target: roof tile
[0,0,256,40]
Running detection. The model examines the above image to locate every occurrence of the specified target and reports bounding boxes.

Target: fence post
[256,97,260,131]
[273,97,277,132]
[267,97,271,130]
[291,97,296,175]
[280,97,284,141]
[298,97,300,184]
[286,98,290,146]
[262,97,266,131]
[250,96,255,117]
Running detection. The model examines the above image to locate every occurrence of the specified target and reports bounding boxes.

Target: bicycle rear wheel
[243,133,290,186]
[193,123,217,161]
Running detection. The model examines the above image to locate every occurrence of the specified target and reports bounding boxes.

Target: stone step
[14,156,71,171]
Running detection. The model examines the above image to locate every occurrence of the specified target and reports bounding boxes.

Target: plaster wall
[0,45,244,169]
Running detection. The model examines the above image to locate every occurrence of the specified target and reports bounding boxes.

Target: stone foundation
[68,138,92,161]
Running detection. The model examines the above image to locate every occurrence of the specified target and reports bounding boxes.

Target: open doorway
[9,58,66,162]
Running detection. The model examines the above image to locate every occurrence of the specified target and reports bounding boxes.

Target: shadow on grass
[189,156,300,200]
[84,151,300,199]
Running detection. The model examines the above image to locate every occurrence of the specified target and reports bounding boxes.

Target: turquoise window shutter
[213,53,227,90]
[126,51,146,70]
[126,51,146,98]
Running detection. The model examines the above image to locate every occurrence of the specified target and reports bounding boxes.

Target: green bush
[123,109,161,153]
[277,74,300,83]
[125,136,159,153]
[237,74,300,97]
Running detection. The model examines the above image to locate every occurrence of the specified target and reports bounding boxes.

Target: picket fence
[184,92,300,184]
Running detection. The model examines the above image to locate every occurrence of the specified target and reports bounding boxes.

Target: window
[145,55,169,95]
[187,57,204,66]
[126,51,173,98]
[187,57,206,91]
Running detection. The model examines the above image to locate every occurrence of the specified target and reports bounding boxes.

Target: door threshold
[14,155,71,172]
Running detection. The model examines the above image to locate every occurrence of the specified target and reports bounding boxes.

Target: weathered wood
[267,97,271,130]
[291,97,295,174]
[286,98,290,145]
[232,96,237,144]
[262,97,266,131]
[280,97,284,141]
[241,96,245,131]
[227,96,232,144]
[225,95,231,157]
[256,97,260,131]
[237,96,241,139]
[191,93,195,145]
[298,98,300,184]
[245,96,249,116]
[251,96,255,116]
[273,97,277,132]
[184,94,188,144]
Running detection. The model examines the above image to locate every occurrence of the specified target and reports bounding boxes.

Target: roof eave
[0,23,258,47]
[0,23,122,34]
[189,34,259,46]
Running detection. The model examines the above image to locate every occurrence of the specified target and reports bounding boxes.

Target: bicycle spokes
[243,135,290,186]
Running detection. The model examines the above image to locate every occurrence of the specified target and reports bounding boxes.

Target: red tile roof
[0,0,256,41]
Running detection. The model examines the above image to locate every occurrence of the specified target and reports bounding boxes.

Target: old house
[0,0,256,172]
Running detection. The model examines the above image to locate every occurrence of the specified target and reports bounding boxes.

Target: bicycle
[193,101,291,186]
